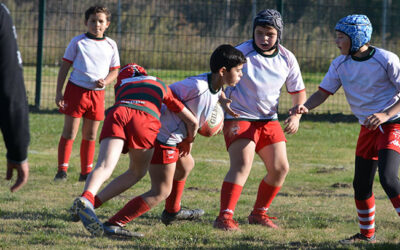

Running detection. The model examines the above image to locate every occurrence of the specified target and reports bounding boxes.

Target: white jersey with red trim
[319,47,400,125]
[157,73,222,145]
[224,40,305,120]
[63,33,120,90]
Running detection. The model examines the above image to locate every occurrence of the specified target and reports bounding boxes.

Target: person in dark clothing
[0,3,30,192]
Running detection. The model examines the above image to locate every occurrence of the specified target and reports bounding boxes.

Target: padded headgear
[335,14,372,54]
[117,63,148,83]
[253,9,283,42]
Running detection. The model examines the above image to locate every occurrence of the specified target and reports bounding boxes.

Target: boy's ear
[218,66,227,77]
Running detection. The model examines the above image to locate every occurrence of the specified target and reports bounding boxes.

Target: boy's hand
[177,138,194,157]
[96,79,106,88]
[55,93,64,108]
[219,97,239,118]
[364,112,390,130]
[6,161,29,192]
[283,115,300,134]
[289,104,309,115]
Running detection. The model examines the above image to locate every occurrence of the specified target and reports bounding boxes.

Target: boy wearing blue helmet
[214,9,306,231]
[291,14,400,244]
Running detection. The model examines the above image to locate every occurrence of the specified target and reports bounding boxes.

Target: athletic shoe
[78,173,88,182]
[161,208,205,226]
[75,197,103,237]
[69,198,80,222]
[213,216,239,231]
[103,222,144,239]
[54,170,67,181]
[339,233,376,244]
[248,213,278,228]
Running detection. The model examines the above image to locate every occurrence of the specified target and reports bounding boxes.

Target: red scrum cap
[117,63,148,82]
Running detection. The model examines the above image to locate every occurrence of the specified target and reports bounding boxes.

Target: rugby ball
[198,103,224,137]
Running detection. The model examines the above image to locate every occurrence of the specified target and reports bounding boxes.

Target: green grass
[0,113,399,249]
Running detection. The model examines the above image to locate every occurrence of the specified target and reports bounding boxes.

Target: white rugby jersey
[319,47,400,125]
[157,73,222,145]
[62,33,120,90]
[225,40,305,120]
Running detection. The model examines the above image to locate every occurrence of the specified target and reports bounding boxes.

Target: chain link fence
[4,0,400,115]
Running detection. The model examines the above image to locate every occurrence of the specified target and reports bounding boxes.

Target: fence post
[252,0,257,18]
[381,0,387,48]
[35,0,45,110]
[276,0,283,17]
[117,0,122,50]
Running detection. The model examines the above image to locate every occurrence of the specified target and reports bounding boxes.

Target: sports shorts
[223,120,286,152]
[150,140,179,165]
[59,81,105,121]
[356,123,400,160]
[100,106,161,151]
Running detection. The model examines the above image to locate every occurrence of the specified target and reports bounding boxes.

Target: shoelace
[257,214,277,220]
[222,218,238,227]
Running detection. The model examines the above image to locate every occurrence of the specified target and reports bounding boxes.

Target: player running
[75,44,246,238]
[290,14,400,244]
[71,63,198,238]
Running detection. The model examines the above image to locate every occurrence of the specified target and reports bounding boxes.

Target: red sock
[390,194,400,216]
[252,180,281,215]
[108,196,150,226]
[219,181,243,219]
[81,190,95,206]
[58,136,74,172]
[80,139,95,175]
[165,179,186,213]
[355,195,375,238]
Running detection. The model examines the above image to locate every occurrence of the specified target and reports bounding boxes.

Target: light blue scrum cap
[335,14,372,54]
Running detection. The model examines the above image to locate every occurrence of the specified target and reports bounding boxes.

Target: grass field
[0,113,399,249]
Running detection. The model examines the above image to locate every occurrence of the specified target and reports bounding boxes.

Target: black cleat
[54,170,67,181]
[339,233,376,244]
[103,222,144,239]
[78,173,89,182]
[161,208,205,226]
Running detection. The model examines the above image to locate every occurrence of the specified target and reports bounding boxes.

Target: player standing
[213,9,306,231]
[54,6,120,181]
[291,15,400,244]
[76,44,246,238]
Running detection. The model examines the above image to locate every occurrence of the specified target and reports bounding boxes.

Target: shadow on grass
[107,238,397,249]
[28,106,358,124]
[0,208,66,221]
[280,113,358,123]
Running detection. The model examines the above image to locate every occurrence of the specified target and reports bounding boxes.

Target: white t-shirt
[62,33,120,90]
[157,73,221,145]
[225,40,305,120]
[319,47,400,125]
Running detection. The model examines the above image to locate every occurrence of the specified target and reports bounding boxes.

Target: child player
[71,63,198,238]
[291,15,400,244]
[75,44,246,238]
[54,6,120,181]
[213,9,306,231]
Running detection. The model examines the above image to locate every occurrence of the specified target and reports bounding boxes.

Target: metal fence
[4,0,400,115]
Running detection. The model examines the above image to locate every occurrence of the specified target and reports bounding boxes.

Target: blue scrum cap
[253,9,283,41]
[335,14,372,53]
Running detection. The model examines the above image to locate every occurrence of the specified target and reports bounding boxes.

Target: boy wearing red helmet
[71,63,198,238]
